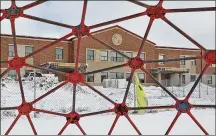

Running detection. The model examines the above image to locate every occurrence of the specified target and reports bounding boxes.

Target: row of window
[8,45,34,57]
[87,72,145,83]
[158,54,196,66]
[182,75,213,84]
[87,49,145,62]
[8,45,64,60]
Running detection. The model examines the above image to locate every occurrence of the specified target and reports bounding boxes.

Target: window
[125,52,133,58]
[182,75,185,84]
[110,51,124,62]
[87,74,94,82]
[8,45,14,57]
[180,56,186,65]
[8,70,17,79]
[126,73,131,81]
[117,72,124,79]
[138,73,145,83]
[25,46,33,56]
[101,72,108,82]
[140,53,145,60]
[207,76,212,84]
[110,72,124,79]
[190,75,196,82]
[87,49,94,61]
[56,48,63,60]
[191,60,196,66]
[100,50,108,61]
[159,54,165,64]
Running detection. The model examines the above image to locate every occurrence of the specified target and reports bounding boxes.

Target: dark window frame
[87,49,94,61]
[87,74,94,82]
[101,72,108,82]
[8,44,14,57]
[110,51,124,62]
[207,76,212,84]
[100,50,108,61]
[25,46,33,57]
[56,48,63,60]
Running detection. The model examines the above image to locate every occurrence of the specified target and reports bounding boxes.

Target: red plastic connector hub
[66,70,84,84]
[74,24,90,37]
[128,57,144,69]
[66,112,80,124]
[17,103,33,115]
[6,6,23,19]
[175,100,191,113]
[8,56,26,69]
[114,103,129,115]
[203,50,216,64]
[146,5,166,19]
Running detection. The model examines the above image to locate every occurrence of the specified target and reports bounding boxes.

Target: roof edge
[0,33,70,41]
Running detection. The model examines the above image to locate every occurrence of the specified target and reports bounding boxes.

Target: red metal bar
[166,7,216,13]
[26,114,37,135]
[129,105,176,110]
[127,0,150,8]
[10,18,18,57]
[0,14,6,22]
[24,32,74,59]
[5,113,21,135]
[165,111,181,135]
[185,64,209,101]
[74,35,82,71]
[86,33,130,60]
[158,0,164,6]
[11,0,16,7]
[72,84,76,112]
[162,17,207,52]
[123,69,135,103]
[32,108,67,117]
[124,114,142,135]
[187,111,209,135]
[31,81,68,104]
[108,113,120,135]
[140,67,178,101]
[17,69,26,103]
[0,9,5,12]
[192,105,216,108]
[84,63,127,75]
[82,82,116,105]
[21,13,73,29]
[75,122,86,135]
[137,17,154,56]
[22,0,48,11]
[80,109,114,117]
[0,106,18,110]
[25,63,67,76]
[81,0,88,25]
[58,121,70,135]
[0,67,11,78]
[89,11,147,30]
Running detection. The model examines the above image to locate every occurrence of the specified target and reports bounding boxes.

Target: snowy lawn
[1,109,215,135]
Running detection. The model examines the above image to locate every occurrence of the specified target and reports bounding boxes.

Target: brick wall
[0,36,70,69]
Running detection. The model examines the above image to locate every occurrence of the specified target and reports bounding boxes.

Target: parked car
[22,72,43,81]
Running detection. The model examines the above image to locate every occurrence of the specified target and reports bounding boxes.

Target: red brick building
[1,25,215,87]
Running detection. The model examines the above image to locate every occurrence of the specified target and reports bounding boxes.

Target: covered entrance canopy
[41,62,88,73]
[150,67,189,74]
[150,67,189,86]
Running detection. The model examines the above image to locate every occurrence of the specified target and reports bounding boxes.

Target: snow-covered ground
[1,77,215,135]
[1,109,215,135]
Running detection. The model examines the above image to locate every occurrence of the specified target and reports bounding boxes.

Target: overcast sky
[1,1,215,49]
